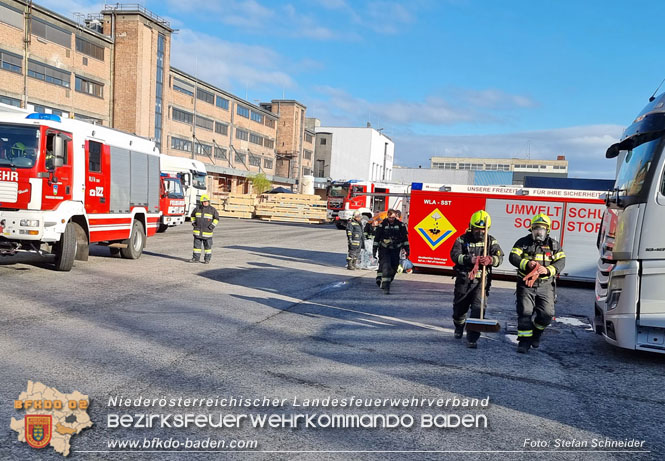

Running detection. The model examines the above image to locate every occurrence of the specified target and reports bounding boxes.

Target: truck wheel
[120,220,145,259]
[157,223,168,233]
[335,221,346,230]
[53,222,76,271]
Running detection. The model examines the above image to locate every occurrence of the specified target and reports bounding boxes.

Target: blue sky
[44,0,665,178]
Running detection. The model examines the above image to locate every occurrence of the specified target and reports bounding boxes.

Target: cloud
[170,29,295,96]
[392,125,624,179]
[458,88,538,109]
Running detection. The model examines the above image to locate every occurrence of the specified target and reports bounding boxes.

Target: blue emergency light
[26,113,62,122]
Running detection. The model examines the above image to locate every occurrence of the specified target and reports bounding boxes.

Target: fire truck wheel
[53,222,76,271]
[157,223,168,233]
[120,220,145,260]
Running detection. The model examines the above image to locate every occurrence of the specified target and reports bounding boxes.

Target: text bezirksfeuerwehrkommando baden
[107,395,490,409]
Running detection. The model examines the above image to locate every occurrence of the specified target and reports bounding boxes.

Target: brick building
[0,0,296,196]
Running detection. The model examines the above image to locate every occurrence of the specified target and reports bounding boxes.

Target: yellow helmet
[469,210,491,229]
[200,194,210,202]
[531,213,551,230]
[11,142,26,158]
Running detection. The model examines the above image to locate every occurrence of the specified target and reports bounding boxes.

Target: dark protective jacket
[373,218,409,254]
[450,231,503,280]
[346,220,364,248]
[191,204,220,239]
[509,234,566,282]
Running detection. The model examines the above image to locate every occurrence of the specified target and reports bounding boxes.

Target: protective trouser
[193,237,213,262]
[516,279,555,344]
[452,278,486,343]
[347,244,361,269]
[378,247,400,289]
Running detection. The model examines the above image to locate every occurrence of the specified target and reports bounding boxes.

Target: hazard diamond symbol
[415,208,457,251]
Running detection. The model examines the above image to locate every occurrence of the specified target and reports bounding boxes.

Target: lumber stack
[218,193,257,219]
[255,193,327,224]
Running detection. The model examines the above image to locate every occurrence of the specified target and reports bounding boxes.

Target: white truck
[159,154,207,217]
[594,93,665,353]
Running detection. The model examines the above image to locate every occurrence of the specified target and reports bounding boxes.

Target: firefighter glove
[479,256,493,266]
[523,265,541,287]
[468,258,480,280]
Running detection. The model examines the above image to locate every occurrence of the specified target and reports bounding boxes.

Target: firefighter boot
[382,281,391,295]
[188,257,199,263]
[531,328,544,349]
[454,323,465,339]
[517,340,531,354]
[347,259,354,270]
[203,258,211,264]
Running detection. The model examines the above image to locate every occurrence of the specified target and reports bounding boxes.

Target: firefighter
[450,210,503,348]
[189,194,219,264]
[346,211,364,270]
[372,208,409,294]
[509,213,566,353]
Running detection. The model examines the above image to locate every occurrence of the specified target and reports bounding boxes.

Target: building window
[264,138,274,149]
[28,60,70,88]
[195,142,212,157]
[75,37,104,61]
[237,105,249,118]
[75,76,103,98]
[305,133,313,143]
[249,133,263,145]
[31,18,71,48]
[215,122,228,135]
[171,136,192,152]
[196,88,214,105]
[172,107,193,124]
[173,78,194,96]
[235,129,248,141]
[74,113,101,124]
[195,116,213,131]
[250,111,263,123]
[235,152,246,163]
[303,167,312,176]
[265,118,275,128]
[303,149,312,160]
[320,137,327,145]
[0,49,22,74]
[154,33,165,150]
[315,159,325,177]
[216,96,229,110]
[0,95,21,107]
[249,154,261,166]
[32,104,64,117]
[264,158,273,169]
[214,147,227,160]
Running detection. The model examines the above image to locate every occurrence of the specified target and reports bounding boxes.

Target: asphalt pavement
[0,219,662,460]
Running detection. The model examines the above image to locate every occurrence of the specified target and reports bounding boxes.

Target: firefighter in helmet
[509,213,566,353]
[450,210,503,348]
[372,208,409,294]
[346,211,365,270]
[189,194,220,264]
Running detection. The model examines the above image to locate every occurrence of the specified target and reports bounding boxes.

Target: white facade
[314,127,394,182]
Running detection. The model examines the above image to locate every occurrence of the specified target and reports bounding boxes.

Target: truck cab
[158,173,186,232]
[596,94,665,353]
[327,180,406,229]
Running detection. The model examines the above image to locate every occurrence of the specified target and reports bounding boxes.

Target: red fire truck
[158,172,186,233]
[407,184,606,281]
[327,180,408,229]
[0,110,163,271]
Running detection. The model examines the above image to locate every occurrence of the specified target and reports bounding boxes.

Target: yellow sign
[415,208,457,251]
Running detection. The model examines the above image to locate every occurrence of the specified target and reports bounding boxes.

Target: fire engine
[594,92,665,354]
[159,154,207,218]
[158,172,186,232]
[0,109,163,271]
[327,180,408,229]
[408,183,606,281]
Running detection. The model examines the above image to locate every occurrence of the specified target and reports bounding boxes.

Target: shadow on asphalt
[225,245,344,267]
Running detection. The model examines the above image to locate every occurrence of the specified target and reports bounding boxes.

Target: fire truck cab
[158,173,186,232]
[0,110,162,271]
[327,180,407,229]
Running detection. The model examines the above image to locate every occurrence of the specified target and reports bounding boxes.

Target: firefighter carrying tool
[509,213,566,353]
[450,210,503,348]
[373,209,409,294]
[189,194,219,264]
[346,211,364,270]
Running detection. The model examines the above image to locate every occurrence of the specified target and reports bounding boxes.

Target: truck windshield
[329,185,349,197]
[614,135,663,202]
[192,172,206,190]
[164,178,184,198]
[0,125,39,168]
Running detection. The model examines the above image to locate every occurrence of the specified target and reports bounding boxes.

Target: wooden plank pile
[255,193,327,224]
[218,193,257,219]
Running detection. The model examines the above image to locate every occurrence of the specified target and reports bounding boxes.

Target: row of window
[235,128,274,148]
[170,136,274,169]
